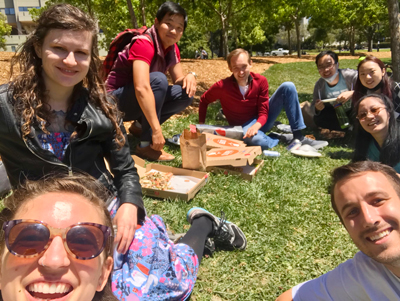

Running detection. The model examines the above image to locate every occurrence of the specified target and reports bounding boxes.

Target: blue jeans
[111,72,193,141]
[242,82,306,150]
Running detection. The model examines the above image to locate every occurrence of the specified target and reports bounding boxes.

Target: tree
[181,0,264,58]
[126,0,139,28]
[387,0,400,81]
[0,13,11,51]
[273,0,317,58]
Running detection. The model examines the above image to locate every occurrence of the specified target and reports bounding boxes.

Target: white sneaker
[277,124,292,133]
[300,137,328,150]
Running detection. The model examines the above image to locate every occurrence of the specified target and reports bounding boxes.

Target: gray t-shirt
[292,251,400,300]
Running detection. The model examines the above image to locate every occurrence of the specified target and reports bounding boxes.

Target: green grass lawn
[140,59,366,300]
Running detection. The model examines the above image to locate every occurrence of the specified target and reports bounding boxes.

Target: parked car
[271,48,289,56]
[264,52,270,56]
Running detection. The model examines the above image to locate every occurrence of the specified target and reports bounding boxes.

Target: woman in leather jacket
[0,3,142,255]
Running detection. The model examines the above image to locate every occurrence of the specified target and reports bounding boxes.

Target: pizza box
[206,158,264,181]
[132,155,209,201]
[205,146,262,167]
[205,133,246,149]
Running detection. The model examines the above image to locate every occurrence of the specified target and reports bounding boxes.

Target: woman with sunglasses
[353,93,400,173]
[0,174,116,301]
[353,55,400,119]
[1,173,247,301]
[0,4,142,255]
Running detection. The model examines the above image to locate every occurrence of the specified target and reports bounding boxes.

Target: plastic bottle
[286,139,302,151]
[333,102,350,129]
[263,150,280,157]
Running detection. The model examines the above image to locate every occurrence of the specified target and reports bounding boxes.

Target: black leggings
[179,216,213,265]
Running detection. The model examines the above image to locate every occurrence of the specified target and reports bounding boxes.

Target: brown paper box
[206,159,264,181]
[205,133,246,149]
[205,146,262,167]
[132,155,208,201]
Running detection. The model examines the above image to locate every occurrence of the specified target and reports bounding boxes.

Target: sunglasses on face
[356,107,386,121]
[2,220,111,260]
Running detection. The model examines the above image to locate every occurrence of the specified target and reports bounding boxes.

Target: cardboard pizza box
[205,146,262,167]
[205,133,246,149]
[206,158,264,181]
[132,155,209,201]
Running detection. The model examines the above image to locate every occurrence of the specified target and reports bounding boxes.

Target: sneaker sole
[186,207,224,225]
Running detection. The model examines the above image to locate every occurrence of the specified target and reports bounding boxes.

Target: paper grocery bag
[180,129,207,171]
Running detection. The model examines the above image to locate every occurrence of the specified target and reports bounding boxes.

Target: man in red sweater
[199,48,328,150]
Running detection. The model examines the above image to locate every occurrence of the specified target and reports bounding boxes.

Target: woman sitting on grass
[0,4,247,300]
[352,55,400,119]
[353,94,400,173]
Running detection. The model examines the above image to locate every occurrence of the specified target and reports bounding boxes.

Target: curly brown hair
[9,3,125,148]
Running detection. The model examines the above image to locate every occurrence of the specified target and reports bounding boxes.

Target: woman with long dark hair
[353,55,400,118]
[353,93,400,172]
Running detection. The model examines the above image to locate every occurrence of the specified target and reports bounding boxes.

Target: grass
[139,59,366,300]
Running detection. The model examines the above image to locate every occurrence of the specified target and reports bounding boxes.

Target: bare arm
[336,90,354,103]
[132,60,164,150]
[169,62,197,97]
[275,288,293,301]
[243,122,262,138]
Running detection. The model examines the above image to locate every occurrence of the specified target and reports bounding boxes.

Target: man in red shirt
[106,2,196,161]
[199,48,328,150]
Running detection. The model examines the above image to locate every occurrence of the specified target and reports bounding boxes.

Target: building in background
[0,0,47,52]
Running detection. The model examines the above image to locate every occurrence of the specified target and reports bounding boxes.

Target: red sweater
[199,72,269,126]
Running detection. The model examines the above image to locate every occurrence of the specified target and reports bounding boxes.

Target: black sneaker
[186,207,247,251]
[204,238,215,257]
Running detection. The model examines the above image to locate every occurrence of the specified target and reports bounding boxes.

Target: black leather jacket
[0,84,144,219]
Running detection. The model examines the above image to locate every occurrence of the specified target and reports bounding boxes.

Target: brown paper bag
[180,129,207,171]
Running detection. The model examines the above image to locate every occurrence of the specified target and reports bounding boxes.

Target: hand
[113,203,138,254]
[336,90,354,103]
[182,74,197,98]
[315,99,325,111]
[151,129,165,151]
[243,122,261,139]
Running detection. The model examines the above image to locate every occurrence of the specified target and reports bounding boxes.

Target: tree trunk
[387,0,400,81]
[126,0,138,29]
[367,37,373,52]
[349,26,355,56]
[221,16,229,58]
[219,31,223,57]
[140,0,146,26]
[294,18,301,58]
[287,28,292,55]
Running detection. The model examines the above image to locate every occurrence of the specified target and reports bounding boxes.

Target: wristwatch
[188,72,197,78]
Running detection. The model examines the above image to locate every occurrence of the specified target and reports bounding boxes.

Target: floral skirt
[109,199,199,300]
